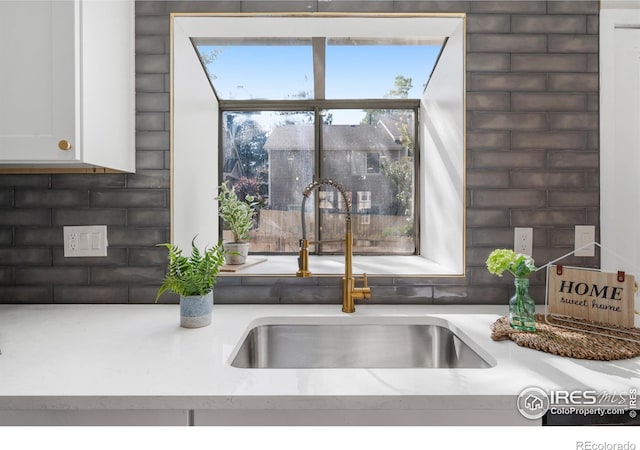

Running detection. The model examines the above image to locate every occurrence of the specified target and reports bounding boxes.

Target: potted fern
[156,237,225,328]
[215,180,258,265]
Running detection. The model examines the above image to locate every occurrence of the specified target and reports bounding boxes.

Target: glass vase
[509,277,536,331]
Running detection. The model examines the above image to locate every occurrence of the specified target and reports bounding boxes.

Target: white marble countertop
[0,304,638,424]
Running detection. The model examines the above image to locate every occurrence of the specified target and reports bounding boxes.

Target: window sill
[219,255,460,277]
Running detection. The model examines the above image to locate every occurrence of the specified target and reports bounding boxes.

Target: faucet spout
[296,178,371,313]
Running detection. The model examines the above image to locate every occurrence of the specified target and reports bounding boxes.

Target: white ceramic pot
[223,241,249,265]
[180,291,213,328]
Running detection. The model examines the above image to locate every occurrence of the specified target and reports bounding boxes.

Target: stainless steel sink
[230,320,493,369]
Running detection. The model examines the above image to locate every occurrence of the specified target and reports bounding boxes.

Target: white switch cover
[514,227,533,255]
[64,226,108,257]
[575,225,595,257]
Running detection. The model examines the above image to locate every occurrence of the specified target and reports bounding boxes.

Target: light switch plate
[63,225,108,257]
[575,225,595,257]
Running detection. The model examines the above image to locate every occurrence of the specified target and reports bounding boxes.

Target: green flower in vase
[486,249,536,278]
[486,248,537,332]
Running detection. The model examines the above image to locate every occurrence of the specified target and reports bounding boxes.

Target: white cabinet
[0,0,135,172]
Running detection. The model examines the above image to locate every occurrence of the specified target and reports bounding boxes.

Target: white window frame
[171,14,465,276]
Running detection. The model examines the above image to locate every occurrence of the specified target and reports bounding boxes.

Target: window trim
[171,13,466,277]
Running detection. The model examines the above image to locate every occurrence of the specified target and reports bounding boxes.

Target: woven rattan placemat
[490,314,640,360]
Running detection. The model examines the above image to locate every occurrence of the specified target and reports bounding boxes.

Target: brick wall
[0,0,600,305]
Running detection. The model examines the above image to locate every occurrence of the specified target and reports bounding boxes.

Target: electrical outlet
[514,227,533,255]
[575,225,595,257]
[64,226,108,257]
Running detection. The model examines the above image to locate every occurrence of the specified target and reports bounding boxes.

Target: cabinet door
[0,1,78,162]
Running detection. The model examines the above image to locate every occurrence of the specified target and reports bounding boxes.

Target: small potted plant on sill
[156,237,225,328]
[215,180,259,265]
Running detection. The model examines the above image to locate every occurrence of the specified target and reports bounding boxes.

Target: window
[195,37,432,255]
[172,14,465,275]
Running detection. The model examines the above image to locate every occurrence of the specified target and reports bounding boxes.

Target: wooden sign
[547,265,635,327]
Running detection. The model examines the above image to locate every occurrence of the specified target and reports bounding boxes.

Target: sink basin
[230,318,493,369]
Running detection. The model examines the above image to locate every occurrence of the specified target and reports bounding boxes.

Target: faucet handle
[358,273,371,299]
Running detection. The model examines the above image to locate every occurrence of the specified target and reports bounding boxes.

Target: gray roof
[263,124,404,152]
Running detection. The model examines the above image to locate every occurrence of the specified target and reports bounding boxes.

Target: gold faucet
[296,179,371,313]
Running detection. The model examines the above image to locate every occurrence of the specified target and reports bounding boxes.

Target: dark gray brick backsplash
[127,208,171,227]
[135,15,169,35]
[470,1,546,14]
[129,247,169,266]
[52,248,128,267]
[91,190,166,208]
[136,54,170,74]
[468,34,547,53]
[548,35,598,53]
[511,15,586,34]
[466,170,509,188]
[470,73,546,91]
[473,189,546,208]
[548,112,598,130]
[91,266,165,285]
[511,209,587,227]
[469,112,546,130]
[511,131,587,149]
[466,53,511,72]
[466,131,510,150]
[466,209,510,228]
[136,74,166,93]
[16,228,63,246]
[136,112,166,130]
[0,175,49,188]
[0,248,51,265]
[167,1,241,13]
[130,285,167,304]
[14,190,89,209]
[471,228,514,247]
[548,73,598,92]
[0,210,51,226]
[470,150,546,169]
[511,93,586,111]
[52,209,127,226]
[510,171,585,188]
[0,286,52,303]
[107,228,167,247]
[135,35,166,55]
[512,54,587,72]
[318,0,393,12]
[136,93,170,112]
[0,0,601,306]
[15,267,88,285]
[51,174,126,189]
[466,93,510,111]
[126,171,170,189]
[135,150,166,170]
[466,14,511,33]
[54,286,129,304]
[0,267,12,284]
[135,131,170,150]
[0,190,11,207]
[0,229,12,246]
[548,1,599,15]
[549,190,598,207]
[550,151,598,169]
